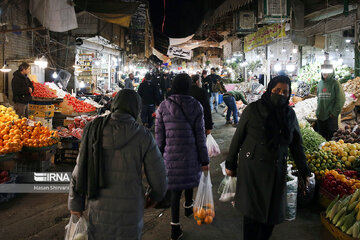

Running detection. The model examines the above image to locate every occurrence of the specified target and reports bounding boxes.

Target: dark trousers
[316,116,338,141]
[243,217,274,240]
[223,95,238,124]
[171,189,193,223]
[141,104,155,128]
[14,103,29,118]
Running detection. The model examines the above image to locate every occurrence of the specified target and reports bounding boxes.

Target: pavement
[0,108,335,240]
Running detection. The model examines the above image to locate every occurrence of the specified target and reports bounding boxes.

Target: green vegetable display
[300,127,326,153]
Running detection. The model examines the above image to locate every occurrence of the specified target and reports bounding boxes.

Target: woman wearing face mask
[225,76,311,240]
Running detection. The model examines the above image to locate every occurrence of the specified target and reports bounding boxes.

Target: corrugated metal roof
[213,0,254,19]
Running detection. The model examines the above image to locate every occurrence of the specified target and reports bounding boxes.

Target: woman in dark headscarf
[68,89,167,240]
[225,76,311,240]
[155,73,209,240]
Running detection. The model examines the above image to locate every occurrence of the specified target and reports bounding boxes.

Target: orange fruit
[204,216,213,224]
[197,220,202,226]
[206,209,215,218]
[197,208,206,219]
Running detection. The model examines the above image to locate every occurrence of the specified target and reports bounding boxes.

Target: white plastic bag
[65,215,88,240]
[219,176,237,202]
[193,172,215,225]
[285,173,298,221]
[206,134,220,157]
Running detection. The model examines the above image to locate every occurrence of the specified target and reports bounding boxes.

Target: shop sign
[167,46,192,60]
[244,23,286,52]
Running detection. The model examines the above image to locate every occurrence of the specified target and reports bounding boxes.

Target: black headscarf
[260,75,293,149]
[172,73,191,95]
[75,89,141,200]
[111,89,142,118]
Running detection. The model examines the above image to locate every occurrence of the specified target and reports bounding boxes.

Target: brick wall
[0,0,32,102]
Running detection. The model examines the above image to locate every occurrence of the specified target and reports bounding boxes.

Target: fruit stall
[288,74,360,239]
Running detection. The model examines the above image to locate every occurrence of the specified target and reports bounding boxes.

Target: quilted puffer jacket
[155,94,209,190]
[68,112,167,240]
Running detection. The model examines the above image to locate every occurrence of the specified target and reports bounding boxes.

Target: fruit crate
[13,148,56,173]
[318,186,337,209]
[320,212,359,240]
[55,148,78,164]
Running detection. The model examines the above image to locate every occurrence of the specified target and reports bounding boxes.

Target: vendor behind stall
[315,58,345,141]
[11,62,34,117]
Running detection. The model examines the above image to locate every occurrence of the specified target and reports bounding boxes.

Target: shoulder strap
[167,98,195,132]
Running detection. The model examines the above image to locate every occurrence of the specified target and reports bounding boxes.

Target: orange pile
[0,118,59,155]
[194,204,215,225]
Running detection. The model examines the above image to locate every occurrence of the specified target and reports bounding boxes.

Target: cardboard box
[29,110,54,118]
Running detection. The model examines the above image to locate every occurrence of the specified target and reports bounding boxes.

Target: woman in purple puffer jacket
[155,73,210,240]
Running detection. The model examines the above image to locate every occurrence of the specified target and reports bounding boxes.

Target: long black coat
[11,70,34,103]
[225,100,310,225]
[190,85,213,130]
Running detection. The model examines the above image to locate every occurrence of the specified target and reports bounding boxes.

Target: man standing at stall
[316,60,345,141]
[204,68,221,112]
[11,62,34,117]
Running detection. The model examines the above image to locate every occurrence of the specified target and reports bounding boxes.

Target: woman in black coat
[225,76,311,240]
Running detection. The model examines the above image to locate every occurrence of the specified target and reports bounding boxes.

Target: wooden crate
[320,212,358,240]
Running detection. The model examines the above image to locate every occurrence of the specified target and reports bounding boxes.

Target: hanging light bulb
[79,81,85,88]
[345,46,350,52]
[52,71,58,79]
[292,47,298,54]
[281,47,286,53]
[0,64,11,73]
[274,59,282,72]
[345,39,351,43]
[226,59,231,63]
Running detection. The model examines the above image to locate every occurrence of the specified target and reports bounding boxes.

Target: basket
[318,186,337,209]
[0,152,16,162]
[0,174,17,203]
[341,101,356,114]
[21,144,58,152]
[320,212,359,240]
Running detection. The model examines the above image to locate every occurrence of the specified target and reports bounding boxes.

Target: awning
[213,0,254,19]
[74,0,140,28]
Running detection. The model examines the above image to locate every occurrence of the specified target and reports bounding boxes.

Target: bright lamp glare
[274,63,282,72]
[52,72,58,79]
[286,64,295,72]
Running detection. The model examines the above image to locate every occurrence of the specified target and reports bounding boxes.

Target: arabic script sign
[244,23,286,52]
[167,46,192,60]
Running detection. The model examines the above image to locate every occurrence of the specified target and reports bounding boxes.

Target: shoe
[171,223,183,240]
[226,121,232,125]
[232,123,238,127]
[183,200,194,217]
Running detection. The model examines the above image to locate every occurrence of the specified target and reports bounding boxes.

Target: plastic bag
[219,176,237,202]
[193,172,215,225]
[206,134,220,157]
[285,173,298,221]
[65,215,88,240]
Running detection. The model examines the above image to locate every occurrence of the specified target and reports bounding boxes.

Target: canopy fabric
[90,12,132,28]
[74,0,140,28]
[29,0,78,32]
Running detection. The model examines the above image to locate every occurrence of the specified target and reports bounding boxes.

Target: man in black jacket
[190,74,213,135]
[138,73,160,129]
[11,62,33,117]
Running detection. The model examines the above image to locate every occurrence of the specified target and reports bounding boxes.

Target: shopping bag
[64,215,88,240]
[219,176,237,202]
[193,171,215,225]
[285,173,298,221]
[217,161,237,202]
[206,134,220,157]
